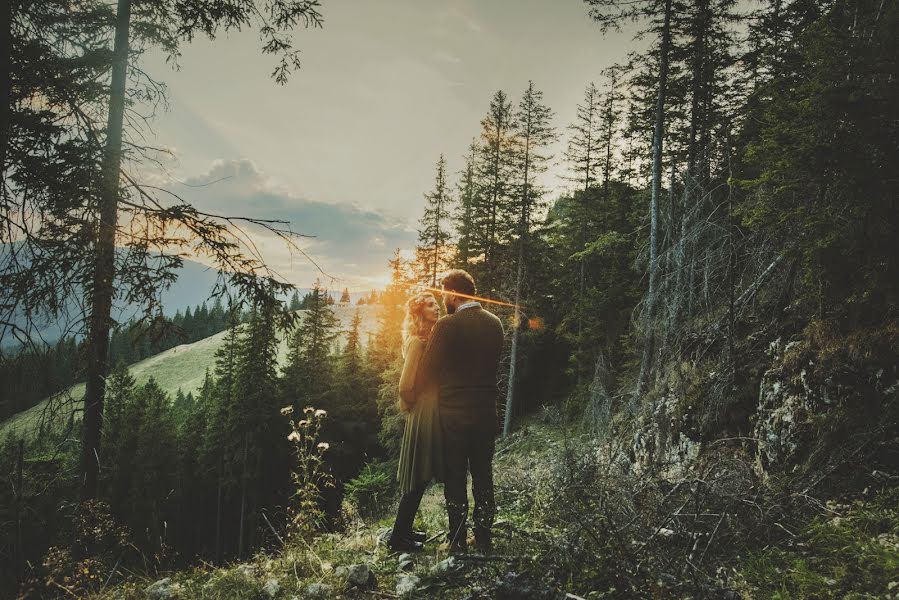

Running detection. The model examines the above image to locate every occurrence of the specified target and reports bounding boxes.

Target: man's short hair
[441,269,476,297]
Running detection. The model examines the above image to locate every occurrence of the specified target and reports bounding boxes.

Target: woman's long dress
[396,335,444,494]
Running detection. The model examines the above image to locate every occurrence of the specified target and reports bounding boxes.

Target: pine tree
[454,139,480,267]
[197,302,211,339]
[566,82,606,380]
[177,370,214,557]
[102,373,178,552]
[329,309,381,480]
[473,90,518,293]
[587,0,676,396]
[171,388,194,426]
[101,363,137,513]
[415,154,455,286]
[283,281,341,406]
[341,310,364,377]
[503,81,557,437]
[372,251,414,456]
[231,296,285,557]
[370,250,412,377]
[564,73,625,384]
[566,82,606,193]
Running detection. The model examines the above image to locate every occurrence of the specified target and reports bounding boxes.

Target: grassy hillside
[0,304,380,440]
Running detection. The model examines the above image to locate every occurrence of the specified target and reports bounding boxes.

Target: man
[418,269,504,553]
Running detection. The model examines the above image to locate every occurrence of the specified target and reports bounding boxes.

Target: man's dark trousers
[442,414,495,550]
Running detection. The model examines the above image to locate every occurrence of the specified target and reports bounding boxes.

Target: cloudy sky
[141,0,636,291]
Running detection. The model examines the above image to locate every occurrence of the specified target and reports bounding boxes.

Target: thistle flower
[280,406,294,415]
[315,409,327,418]
[298,419,309,427]
[304,406,314,414]
[317,442,330,451]
[287,431,300,442]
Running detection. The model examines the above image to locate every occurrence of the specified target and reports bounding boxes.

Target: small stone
[145,578,175,600]
[397,553,414,571]
[263,578,280,598]
[658,527,675,538]
[376,527,392,546]
[235,563,256,579]
[338,564,376,589]
[396,573,421,597]
[304,582,333,598]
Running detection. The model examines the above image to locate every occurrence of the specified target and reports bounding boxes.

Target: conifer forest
[1,1,897,598]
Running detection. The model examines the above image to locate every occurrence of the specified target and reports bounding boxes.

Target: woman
[388,291,444,552]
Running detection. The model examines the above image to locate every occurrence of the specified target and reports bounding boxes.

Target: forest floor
[90,416,899,600]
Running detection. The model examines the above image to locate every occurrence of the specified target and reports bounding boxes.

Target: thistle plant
[282,405,334,538]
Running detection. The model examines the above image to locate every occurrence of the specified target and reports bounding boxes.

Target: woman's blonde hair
[402,291,438,344]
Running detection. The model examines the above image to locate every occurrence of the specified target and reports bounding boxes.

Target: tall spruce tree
[283,281,341,406]
[586,0,676,397]
[565,81,606,382]
[373,250,413,456]
[503,81,557,437]
[473,90,517,293]
[231,296,284,558]
[416,154,454,286]
[454,139,480,267]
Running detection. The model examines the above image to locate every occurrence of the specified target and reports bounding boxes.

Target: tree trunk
[503,135,531,438]
[1,0,11,181]
[14,439,23,577]
[577,102,594,389]
[687,0,708,178]
[503,216,527,438]
[215,453,223,563]
[81,0,131,500]
[636,0,673,398]
[726,135,736,379]
[238,432,249,559]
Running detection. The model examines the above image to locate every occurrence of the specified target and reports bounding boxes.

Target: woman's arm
[398,338,424,412]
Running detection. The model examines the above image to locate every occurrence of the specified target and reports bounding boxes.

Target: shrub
[345,461,395,519]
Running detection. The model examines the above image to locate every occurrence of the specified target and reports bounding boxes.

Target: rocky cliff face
[628,330,899,485]
[753,336,898,481]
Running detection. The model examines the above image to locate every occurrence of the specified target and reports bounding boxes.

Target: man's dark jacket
[418,304,505,431]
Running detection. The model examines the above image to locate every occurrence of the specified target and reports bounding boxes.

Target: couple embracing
[388,269,504,555]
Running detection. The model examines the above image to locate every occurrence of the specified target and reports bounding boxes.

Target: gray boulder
[263,577,280,598]
[396,573,421,597]
[304,582,333,598]
[145,578,179,600]
[397,552,414,571]
[335,564,376,590]
[235,563,257,579]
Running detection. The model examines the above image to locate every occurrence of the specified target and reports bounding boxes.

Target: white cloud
[168,159,417,290]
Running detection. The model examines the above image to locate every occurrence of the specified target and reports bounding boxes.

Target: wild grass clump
[489,424,780,597]
[736,487,899,599]
[194,567,267,600]
[344,460,395,520]
[781,318,899,382]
